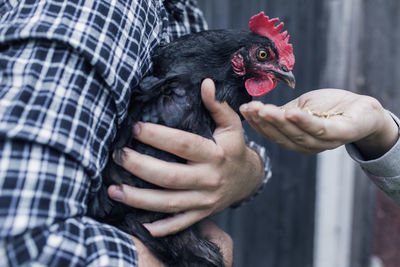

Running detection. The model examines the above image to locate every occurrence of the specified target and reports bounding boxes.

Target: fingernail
[143,223,151,231]
[252,115,261,122]
[109,185,125,201]
[240,104,249,112]
[133,123,141,136]
[112,149,125,165]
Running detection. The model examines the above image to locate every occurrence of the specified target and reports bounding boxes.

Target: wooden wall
[360,1,400,267]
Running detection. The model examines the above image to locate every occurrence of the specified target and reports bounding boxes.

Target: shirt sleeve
[0,39,138,266]
[345,111,400,204]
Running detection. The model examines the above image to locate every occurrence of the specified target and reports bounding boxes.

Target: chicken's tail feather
[121,215,225,267]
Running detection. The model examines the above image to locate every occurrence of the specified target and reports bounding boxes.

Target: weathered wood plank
[357,1,400,267]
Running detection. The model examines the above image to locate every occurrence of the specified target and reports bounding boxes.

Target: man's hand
[240,88,399,159]
[108,79,264,237]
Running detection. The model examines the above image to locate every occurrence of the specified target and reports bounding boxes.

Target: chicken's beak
[272,70,296,89]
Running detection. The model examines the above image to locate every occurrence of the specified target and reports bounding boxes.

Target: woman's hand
[108,79,264,237]
[240,89,399,159]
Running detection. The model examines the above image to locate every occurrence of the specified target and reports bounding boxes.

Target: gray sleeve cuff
[345,111,400,178]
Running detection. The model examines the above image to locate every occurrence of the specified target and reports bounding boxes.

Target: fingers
[284,108,332,138]
[240,100,265,121]
[201,78,241,130]
[114,147,218,189]
[241,101,342,153]
[247,118,306,152]
[143,210,210,237]
[108,184,218,213]
[132,122,217,163]
[242,102,311,148]
[284,108,354,143]
[257,105,336,149]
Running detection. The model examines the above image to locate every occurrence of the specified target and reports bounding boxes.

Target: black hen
[89,12,295,267]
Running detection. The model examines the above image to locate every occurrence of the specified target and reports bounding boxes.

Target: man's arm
[0,39,143,266]
[0,139,141,266]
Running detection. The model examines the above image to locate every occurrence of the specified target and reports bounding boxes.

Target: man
[0,0,268,265]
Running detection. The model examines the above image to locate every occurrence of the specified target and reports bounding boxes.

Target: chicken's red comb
[249,12,295,70]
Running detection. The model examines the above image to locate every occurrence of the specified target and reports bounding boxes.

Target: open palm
[240,89,397,157]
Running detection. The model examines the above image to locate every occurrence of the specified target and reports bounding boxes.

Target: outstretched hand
[108,78,264,237]
[240,89,399,159]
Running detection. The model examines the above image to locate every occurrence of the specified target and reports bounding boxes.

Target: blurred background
[197,1,400,267]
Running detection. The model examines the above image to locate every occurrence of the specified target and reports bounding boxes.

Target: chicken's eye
[256,49,268,61]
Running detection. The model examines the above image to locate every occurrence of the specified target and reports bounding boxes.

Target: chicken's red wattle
[245,76,277,97]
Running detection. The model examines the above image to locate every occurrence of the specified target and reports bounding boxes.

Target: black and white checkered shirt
[0,0,270,266]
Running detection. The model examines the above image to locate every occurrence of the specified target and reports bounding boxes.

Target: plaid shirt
[0,0,270,266]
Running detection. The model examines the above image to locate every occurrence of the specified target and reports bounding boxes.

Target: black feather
[88,29,276,267]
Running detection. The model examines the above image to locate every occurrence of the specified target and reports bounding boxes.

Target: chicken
[89,12,295,267]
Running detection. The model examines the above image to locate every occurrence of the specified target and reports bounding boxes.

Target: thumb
[201,78,241,129]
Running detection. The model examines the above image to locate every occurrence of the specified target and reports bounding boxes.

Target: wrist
[231,146,266,207]
[246,145,265,191]
[355,110,399,160]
